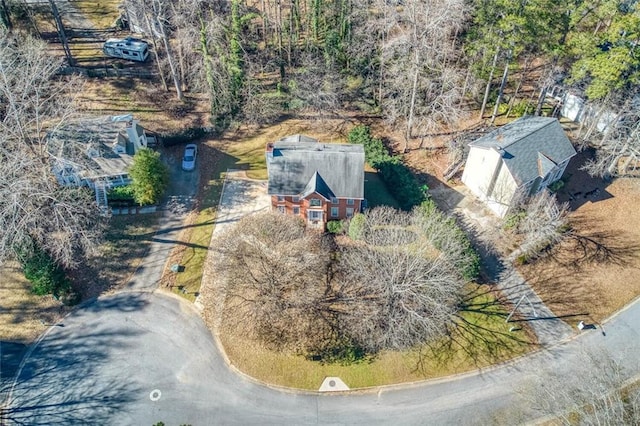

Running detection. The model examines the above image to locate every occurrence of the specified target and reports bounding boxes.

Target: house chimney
[266,143,274,168]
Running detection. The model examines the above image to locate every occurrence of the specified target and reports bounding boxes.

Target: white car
[182,144,197,171]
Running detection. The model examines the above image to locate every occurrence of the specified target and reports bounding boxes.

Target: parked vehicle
[103,37,149,62]
[182,144,198,171]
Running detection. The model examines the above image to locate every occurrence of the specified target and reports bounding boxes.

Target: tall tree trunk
[157,16,184,101]
[506,56,529,118]
[144,11,168,91]
[0,0,12,30]
[199,17,216,115]
[405,56,419,152]
[535,86,547,116]
[490,55,511,125]
[177,38,188,92]
[479,50,499,119]
[48,0,74,66]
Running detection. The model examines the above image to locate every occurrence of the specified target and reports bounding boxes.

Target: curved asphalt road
[4,290,640,425]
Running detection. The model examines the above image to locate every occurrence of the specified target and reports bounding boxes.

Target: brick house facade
[266,135,365,229]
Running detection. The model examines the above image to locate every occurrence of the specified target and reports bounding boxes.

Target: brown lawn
[519,176,640,323]
[0,262,69,343]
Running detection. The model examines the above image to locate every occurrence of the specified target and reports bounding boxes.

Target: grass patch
[72,0,121,28]
[221,136,268,180]
[71,214,160,299]
[364,168,401,208]
[0,262,69,344]
[172,152,236,301]
[219,284,533,390]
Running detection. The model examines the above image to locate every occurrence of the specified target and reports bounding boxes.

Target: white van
[103,37,149,62]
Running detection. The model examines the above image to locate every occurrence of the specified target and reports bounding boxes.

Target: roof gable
[301,171,335,199]
[48,115,142,179]
[470,116,576,184]
[267,136,365,199]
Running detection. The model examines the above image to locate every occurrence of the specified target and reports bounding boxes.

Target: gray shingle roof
[48,115,141,179]
[469,116,576,184]
[267,137,365,199]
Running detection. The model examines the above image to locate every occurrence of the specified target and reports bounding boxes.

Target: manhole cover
[149,389,162,401]
[329,380,336,387]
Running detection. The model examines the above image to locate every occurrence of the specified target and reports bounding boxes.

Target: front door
[307,210,323,227]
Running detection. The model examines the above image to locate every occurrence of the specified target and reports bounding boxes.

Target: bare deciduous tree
[506,190,570,262]
[215,212,334,353]
[520,349,640,425]
[577,94,640,178]
[211,205,475,358]
[379,0,469,151]
[0,31,103,267]
[339,206,466,351]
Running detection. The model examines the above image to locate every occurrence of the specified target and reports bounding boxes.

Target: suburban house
[461,116,577,217]
[266,135,365,228]
[48,114,156,209]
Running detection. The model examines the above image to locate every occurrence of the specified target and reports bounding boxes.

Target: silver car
[181,144,197,171]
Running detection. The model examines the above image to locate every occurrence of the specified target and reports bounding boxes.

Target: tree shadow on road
[1,294,149,425]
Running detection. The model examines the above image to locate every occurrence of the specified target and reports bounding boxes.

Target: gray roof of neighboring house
[49,115,141,180]
[469,116,577,185]
[267,137,365,199]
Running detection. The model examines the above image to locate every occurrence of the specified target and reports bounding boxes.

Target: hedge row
[160,127,208,147]
[107,185,135,201]
[416,200,480,281]
[348,125,426,210]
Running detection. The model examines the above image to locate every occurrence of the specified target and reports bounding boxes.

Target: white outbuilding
[461,116,577,217]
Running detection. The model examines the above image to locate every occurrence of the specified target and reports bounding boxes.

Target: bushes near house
[129,148,169,205]
[161,127,207,147]
[347,126,478,280]
[107,185,135,202]
[415,200,480,281]
[18,247,78,304]
[348,125,426,210]
[327,220,345,234]
[348,213,366,240]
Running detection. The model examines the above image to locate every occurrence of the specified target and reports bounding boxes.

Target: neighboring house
[49,114,155,209]
[548,86,619,132]
[462,116,577,217]
[266,135,365,229]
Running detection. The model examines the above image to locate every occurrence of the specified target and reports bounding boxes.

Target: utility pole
[48,0,74,66]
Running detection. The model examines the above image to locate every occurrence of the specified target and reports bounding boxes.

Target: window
[347,198,355,205]
[346,208,354,218]
[292,196,300,203]
[331,207,339,217]
[293,207,300,215]
[309,210,323,221]
[277,205,285,213]
[277,195,285,202]
[309,198,321,207]
[330,197,338,204]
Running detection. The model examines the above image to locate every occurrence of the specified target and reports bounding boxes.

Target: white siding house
[48,114,154,209]
[462,116,576,217]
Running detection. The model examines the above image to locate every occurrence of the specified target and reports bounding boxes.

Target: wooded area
[111,0,640,175]
[1,0,639,268]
